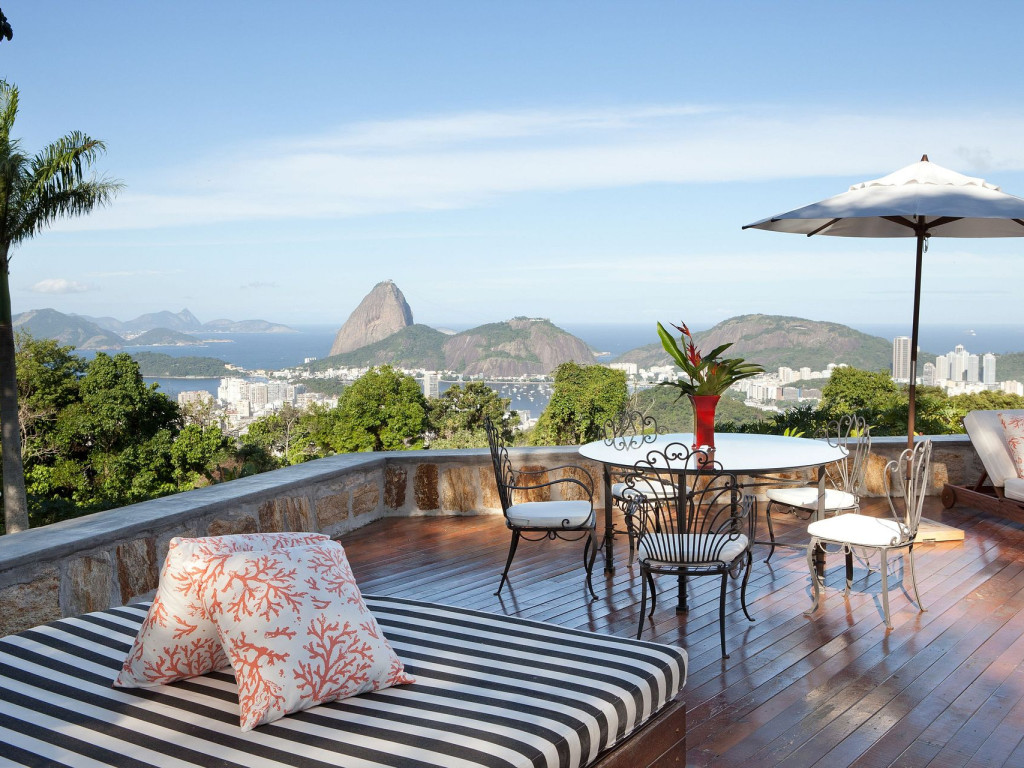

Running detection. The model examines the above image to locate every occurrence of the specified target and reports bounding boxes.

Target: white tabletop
[578,432,848,474]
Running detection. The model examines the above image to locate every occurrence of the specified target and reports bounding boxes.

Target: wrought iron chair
[624,443,755,657]
[603,410,669,565]
[805,439,932,629]
[763,414,871,563]
[484,417,598,599]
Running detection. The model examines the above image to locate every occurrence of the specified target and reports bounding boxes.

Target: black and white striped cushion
[0,595,686,768]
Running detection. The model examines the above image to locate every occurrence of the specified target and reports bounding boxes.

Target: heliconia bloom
[687,341,701,366]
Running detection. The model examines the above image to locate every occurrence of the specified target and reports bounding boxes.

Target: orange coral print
[204,542,413,730]
[1001,413,1024,478]
[115,532,331,689]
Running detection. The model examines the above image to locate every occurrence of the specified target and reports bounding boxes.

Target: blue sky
[4,1,1024,333]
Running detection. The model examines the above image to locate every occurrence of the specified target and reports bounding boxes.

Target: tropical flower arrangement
[657,321,765,396]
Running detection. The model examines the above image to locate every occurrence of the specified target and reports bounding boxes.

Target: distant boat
[967,329,976,336]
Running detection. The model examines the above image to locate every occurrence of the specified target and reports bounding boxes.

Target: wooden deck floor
[342,497,1024,768]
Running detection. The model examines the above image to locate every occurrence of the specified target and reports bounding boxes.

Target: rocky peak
[329,280,414,356]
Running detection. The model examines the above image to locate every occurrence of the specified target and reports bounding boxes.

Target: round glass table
[578,432,849,572]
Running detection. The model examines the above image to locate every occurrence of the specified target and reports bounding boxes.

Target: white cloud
[31,278,91,294]
[52,103,1024,232]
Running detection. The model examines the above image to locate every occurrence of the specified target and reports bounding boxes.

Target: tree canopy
[331,365,429,452]
[530,362,628,445]
[428,381,516,448]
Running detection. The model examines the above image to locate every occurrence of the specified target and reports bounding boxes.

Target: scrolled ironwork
[625,442,754,657]
[603,410,661,451]
[483,417,598,599]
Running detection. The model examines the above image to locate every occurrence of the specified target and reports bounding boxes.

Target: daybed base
[592,698,686,767]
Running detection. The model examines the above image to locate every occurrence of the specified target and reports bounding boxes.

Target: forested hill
[306,317,595,377]
[616,315,894,372]
[131,353,233,378]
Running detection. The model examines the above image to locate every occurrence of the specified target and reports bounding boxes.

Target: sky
[4,1,1024,333]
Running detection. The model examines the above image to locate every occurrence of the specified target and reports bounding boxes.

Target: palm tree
[0,81,120,533]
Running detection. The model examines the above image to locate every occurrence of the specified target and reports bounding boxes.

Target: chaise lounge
[942,409,1024,524]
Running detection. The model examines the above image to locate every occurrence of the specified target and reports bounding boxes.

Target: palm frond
[15,179,121,243]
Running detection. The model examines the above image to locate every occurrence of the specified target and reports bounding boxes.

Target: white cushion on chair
[505,500,593,528]
[638,533,749,566]
[808,513,909,547]
[1005,477,1024,502]
[612,479,675,500]
[766,486,857,512]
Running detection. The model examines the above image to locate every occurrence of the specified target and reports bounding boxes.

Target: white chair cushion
[505,500,593,528]
[1005,477,1024,502]
[766,486,857,511]
[638,533,749,566]
[808,513,910,547]
[964,409,1024,488]
[612,479,675,500]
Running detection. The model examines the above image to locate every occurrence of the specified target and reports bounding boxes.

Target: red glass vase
[688,394,720,453]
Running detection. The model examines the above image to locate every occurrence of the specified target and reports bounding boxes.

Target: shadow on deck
[343,496,1024,768]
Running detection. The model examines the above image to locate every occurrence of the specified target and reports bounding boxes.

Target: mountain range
[13,308,296,350]
[315,282,595,376]
[619,315,896,372]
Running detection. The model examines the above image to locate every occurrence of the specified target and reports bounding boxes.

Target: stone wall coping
[0,451,385,571]
[0,436,976,574]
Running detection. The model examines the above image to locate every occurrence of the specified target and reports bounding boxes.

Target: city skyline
[5,2,1024,328]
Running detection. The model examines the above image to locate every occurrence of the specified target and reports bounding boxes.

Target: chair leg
[740,551,754,622]
[495,530,520,596]
[907,546,926,612]
[764,500,778,563]
[845,549,854,596]
[584,530,598,600]
[647,570,658,616]
[637,567,650,640]
[880,550,892,629]
[719,572,729,659]
[806,537,822,616]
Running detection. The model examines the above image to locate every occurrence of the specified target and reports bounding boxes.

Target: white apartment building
[248,382,269,409]
[178,390,213,408]
[892,336,912,382]
[922,362,936,386]
[423,372,440,399]
[967,354,980,384]
[984,353,997,386]
[609,362,639,376]
[1001,381,1024,396]
[217,377,249,403]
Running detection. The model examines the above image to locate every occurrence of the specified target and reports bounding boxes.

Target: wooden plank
[339,495,1024,767]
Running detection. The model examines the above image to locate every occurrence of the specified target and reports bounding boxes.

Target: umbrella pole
[907,227,926,451]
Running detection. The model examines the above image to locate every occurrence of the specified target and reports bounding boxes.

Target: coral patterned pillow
[1001,412,1024,478]
[203,541,414,731]
[115,532,330,688]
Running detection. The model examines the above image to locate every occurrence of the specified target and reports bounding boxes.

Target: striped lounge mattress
[0,595,688,768]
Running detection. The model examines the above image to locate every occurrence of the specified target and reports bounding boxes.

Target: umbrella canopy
[744,156,1024,447]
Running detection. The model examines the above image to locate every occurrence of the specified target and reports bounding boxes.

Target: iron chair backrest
[624,442,753,565]
[822,414,872,495]
[884,439,933,543]
[603,410,662,452]
[484,416,516,513]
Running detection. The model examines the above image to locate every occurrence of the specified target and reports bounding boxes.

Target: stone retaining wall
[0,436,979,636]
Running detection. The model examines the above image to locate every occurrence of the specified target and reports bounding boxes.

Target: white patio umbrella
[744,155,1024,449]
